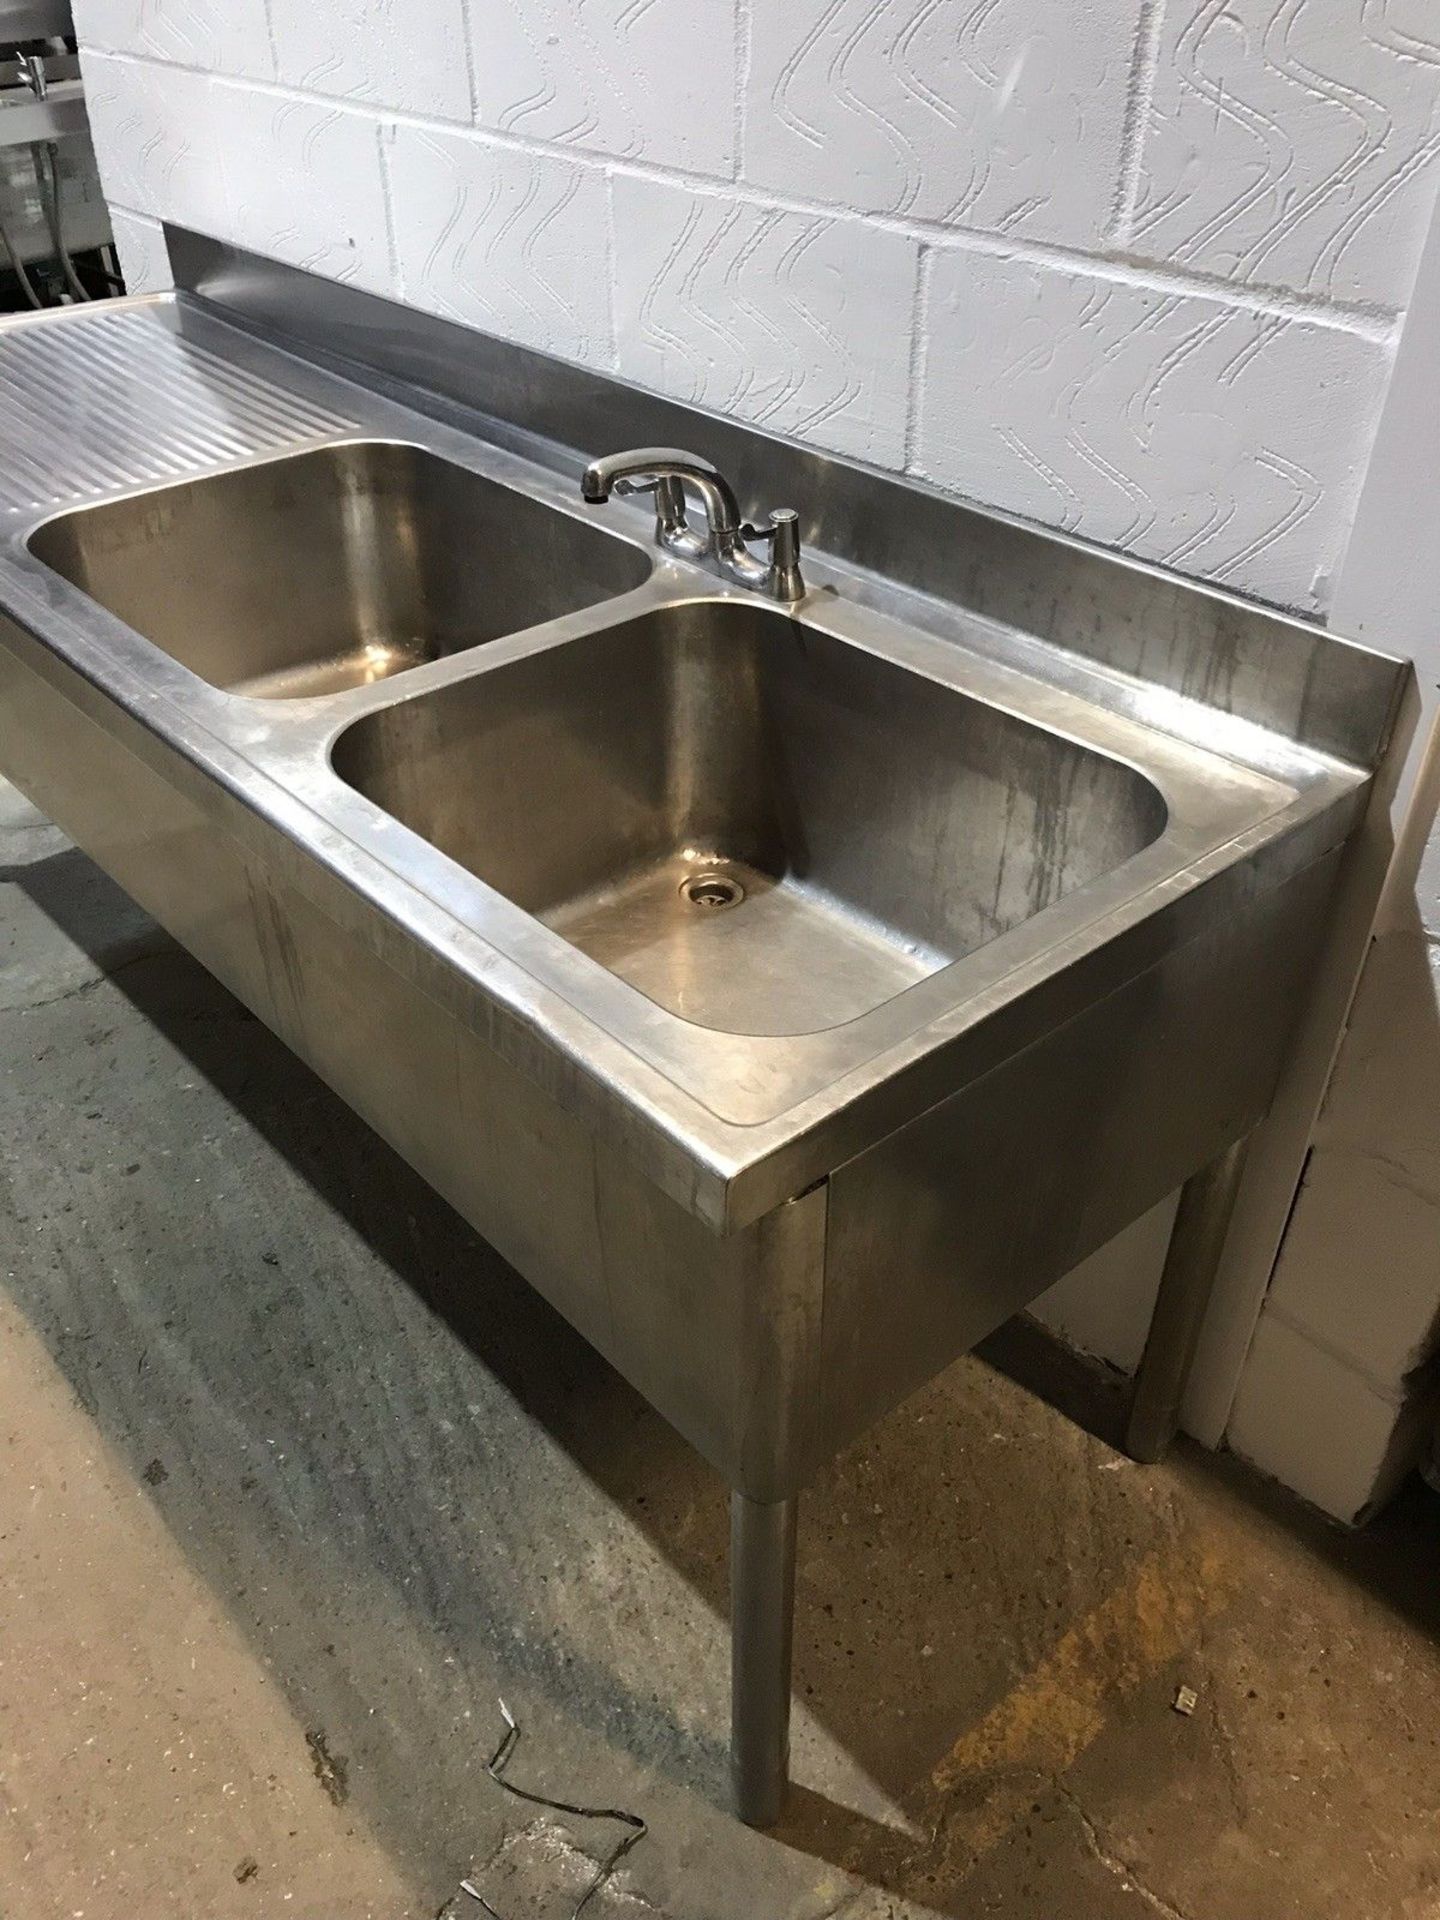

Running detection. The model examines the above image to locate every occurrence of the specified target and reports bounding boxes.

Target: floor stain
[306,1728,350,1807]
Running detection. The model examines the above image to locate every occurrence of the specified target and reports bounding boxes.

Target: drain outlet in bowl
[681,871,745,910]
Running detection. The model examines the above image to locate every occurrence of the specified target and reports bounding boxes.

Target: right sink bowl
[331,600,1169,1036]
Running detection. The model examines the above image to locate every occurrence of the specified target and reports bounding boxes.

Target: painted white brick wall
[468,0,736,175]
[743,0,1141,245]
[78,0,273,80]
[272,0,472,123]
[610,177,919,466]
[1133,0,1440,307]
[77,0,1440,621]
[104,204,171,292]
[917,250,1390,604]
[84,59,393,292]
[388,125,613,362]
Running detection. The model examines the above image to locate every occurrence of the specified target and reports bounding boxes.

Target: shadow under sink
[27,440,652,699]
[333,601,1169,1036]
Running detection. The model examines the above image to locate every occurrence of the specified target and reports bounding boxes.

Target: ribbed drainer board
[0,306,358,515]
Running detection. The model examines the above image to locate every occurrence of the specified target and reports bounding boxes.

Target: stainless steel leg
[730,1490,797,1827]
[1126,1135,1252,1464]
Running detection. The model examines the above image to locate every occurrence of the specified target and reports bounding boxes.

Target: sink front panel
[333,602,1168,1035]
[27,440,651,699]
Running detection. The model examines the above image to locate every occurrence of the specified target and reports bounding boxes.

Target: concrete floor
[2,775,1440,1920]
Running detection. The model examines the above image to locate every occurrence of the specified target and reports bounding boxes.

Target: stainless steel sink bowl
[333,602,1169,1035]
[0,270,1414,1833]
[27,440,652,699]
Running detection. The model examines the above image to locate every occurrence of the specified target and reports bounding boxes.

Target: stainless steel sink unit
[0,242,1414,1827]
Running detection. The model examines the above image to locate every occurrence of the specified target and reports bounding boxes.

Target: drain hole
[681,871,745,910]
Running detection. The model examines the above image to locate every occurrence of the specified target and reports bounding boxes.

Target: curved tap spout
[581,448,804,603]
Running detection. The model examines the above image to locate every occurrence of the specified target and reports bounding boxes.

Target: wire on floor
[458,1699,648,1920]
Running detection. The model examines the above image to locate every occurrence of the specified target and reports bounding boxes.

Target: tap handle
[740,507,797,540]
[740,509,804,602]
[766,508,800,573]
[618,473,693,544]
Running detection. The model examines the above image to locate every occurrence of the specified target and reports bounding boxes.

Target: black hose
[32,140,88,301]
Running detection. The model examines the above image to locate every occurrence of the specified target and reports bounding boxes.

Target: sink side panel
[817,848,1342,1461]
[0,623,824,1499]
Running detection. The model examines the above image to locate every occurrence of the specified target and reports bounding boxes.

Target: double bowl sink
[32,436,1219,1062]
[0,291,1398,1824]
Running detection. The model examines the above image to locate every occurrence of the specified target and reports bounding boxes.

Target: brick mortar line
[1261,1296,1438,1403]
[900,241,931,474]
[1109,0,1168,246]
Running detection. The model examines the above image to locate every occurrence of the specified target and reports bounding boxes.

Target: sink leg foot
[730,1489,797,1827]
[1127,1134,1252,1464]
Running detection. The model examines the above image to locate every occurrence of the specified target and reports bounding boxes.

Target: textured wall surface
[76,0,1440,614]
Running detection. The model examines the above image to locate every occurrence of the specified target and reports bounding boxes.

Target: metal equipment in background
[1,1,120,311]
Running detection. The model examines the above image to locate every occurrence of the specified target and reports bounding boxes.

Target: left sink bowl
[26,440,653,699]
